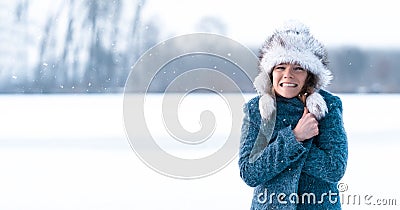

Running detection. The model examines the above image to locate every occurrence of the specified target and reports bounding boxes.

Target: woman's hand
[293,107,319,142]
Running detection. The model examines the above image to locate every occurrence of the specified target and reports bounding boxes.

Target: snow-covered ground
[0,93,399,209]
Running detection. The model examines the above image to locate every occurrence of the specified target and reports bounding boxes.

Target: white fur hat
[254,20,333,120]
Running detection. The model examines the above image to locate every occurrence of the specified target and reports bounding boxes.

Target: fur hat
[254,20,333,120]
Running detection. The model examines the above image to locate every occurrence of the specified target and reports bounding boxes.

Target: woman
[239,20,348,209]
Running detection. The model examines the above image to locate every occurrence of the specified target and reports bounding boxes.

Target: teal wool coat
[239,90,348,209]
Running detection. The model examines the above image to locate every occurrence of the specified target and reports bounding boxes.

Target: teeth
[281,83,297,87]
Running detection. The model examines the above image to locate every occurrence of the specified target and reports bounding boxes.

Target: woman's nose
[283,68,294,78]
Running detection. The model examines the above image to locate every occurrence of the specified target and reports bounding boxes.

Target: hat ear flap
[254,70,276,120]
[259,94,276,120]
[254,71,269,95]
[306,92,328,120]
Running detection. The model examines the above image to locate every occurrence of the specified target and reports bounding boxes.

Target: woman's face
[272,63,308,98]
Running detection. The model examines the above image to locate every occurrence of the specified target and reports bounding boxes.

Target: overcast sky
[143,0,400,49]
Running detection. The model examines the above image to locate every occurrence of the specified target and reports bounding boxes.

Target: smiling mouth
[280,83,298,87]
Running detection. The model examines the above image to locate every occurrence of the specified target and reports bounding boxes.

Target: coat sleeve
[238,100,310,187]
[301,96,348,183]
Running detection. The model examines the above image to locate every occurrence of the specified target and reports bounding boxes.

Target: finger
[305,111,317,121]
[313,123,319,135]
[302,107,309,117]
[314,126,319,136]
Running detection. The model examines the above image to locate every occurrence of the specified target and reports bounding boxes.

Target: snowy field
[0,93,399,210]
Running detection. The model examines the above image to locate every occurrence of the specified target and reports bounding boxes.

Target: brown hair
[300,73,317,95]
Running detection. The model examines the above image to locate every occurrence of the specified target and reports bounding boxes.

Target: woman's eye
[274,66,285,71]
[294,67,305,71]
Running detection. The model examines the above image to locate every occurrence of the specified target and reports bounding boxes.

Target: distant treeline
[2,46,399,94]
[327,47,400,93]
